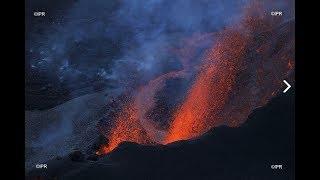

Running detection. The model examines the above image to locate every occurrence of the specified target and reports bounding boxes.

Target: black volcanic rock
[68,150,85,162]
[86,135,108,155]
[26,90,295,180]
[87,154,99,161]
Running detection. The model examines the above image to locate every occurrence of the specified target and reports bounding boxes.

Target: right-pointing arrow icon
[283,80,291,93]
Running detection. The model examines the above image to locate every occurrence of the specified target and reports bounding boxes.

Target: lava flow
[96,33,212,154]
[96,101,152,154]
[164,29,250,143]
[97,1,295,155]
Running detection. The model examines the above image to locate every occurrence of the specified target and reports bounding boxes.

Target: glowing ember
[97,102,151,154]
[97,1,295,155]
[97,33,214,154]
[164,30,250,143]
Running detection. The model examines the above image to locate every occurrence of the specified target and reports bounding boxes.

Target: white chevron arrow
[283,80,291,93]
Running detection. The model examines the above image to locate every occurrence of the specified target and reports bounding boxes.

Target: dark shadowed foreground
[27,90,294,180]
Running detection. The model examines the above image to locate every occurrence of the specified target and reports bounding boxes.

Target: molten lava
[164,30,250,143]
[97,1,295,155]
[97,102,152,154]
[97,33,215,154]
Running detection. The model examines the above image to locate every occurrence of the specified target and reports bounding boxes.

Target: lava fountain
[97,33,213,154]
[97,1,295,154]
[164,29,250,143]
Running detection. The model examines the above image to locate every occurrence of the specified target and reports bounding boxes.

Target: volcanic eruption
[97,1,295,155]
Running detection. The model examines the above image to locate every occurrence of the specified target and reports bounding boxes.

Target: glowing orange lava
[97,33,214,154]
[164,30,250,144]
[97,102,151,154]
[97,0,295,154]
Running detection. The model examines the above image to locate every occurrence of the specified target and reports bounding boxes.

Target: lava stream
[164,30,250,144]
[97,1,295,154]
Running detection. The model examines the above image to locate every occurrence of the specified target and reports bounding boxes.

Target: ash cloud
[26,0,251,157]
[27,0,250,93]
